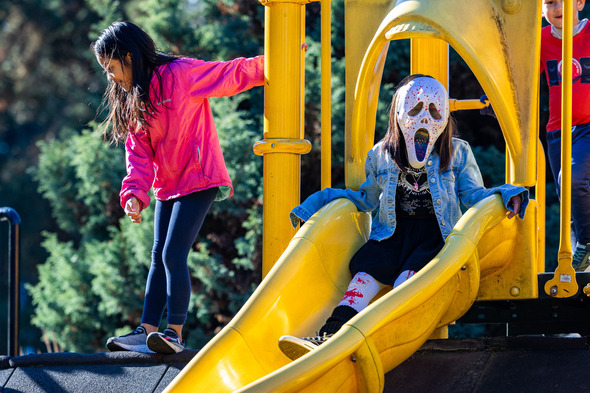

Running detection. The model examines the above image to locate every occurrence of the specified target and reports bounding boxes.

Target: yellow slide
[165,194,527,393]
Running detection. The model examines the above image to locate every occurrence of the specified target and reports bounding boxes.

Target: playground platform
[1,335,588,393]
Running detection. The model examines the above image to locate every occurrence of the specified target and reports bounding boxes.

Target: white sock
[393,270,416,288]
[338,272,382,313]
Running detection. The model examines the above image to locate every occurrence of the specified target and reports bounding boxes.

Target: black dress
[349,167,445,285]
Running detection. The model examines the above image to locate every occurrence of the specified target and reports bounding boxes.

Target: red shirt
[540,23,590,132]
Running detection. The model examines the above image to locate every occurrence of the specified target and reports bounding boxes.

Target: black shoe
[278,332,333,361]
[147,328,185,354]
[106,326,152,353]
[572,243,590,271]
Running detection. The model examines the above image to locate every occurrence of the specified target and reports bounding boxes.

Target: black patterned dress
[349,167,445,285]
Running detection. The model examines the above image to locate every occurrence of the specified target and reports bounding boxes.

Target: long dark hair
[382,74,455,171]
[92,21,180,143]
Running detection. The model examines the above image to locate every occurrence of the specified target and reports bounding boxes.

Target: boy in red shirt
[540,0,590,271]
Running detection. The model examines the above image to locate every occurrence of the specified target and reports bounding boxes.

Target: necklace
[407,170,422,192]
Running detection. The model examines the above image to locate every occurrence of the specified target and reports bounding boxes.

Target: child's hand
[124,196,143,223]
[506,195,522,219]
[480,95,497,119]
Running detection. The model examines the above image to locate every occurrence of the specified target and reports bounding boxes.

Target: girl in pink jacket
[92,21,264,354]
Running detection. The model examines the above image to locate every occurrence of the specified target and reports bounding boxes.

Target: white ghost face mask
[396,77,449,169]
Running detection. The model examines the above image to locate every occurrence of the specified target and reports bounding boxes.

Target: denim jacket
[290,138,529,241]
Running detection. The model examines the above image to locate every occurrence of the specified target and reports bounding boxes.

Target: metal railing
[1,207,20,357]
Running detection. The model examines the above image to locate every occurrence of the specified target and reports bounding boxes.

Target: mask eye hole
[407,101,423,116]
[429,103,442,120]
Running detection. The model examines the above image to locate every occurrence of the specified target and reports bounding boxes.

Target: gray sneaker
[147,328,185,354]
[106,326,152,353]
[278,332,333,361]
[572,243,590,271]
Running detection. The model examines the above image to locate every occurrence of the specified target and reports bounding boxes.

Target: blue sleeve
[456,143,529,219]
[289,151,383,227]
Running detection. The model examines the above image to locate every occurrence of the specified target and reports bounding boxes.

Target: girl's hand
[124,196,143,223]
[506,195,522,219]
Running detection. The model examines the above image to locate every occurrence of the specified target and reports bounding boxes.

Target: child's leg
[546,128,579,248]
[161,188,217,337]
[278,272,385,361]
[141,199,173,329]
[320,272,385,335]
[393,270,416,288]
[570,124,590,245]
[545,130,562,198]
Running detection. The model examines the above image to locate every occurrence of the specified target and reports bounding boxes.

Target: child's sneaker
[572,243,590,271]
[106,326,152,353]
[278,332,333,361]
[147,328,185,354]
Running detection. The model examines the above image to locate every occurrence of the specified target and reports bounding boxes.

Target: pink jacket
[120,56,264,211]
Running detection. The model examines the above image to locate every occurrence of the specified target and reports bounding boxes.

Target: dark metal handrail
[0,207,20,357]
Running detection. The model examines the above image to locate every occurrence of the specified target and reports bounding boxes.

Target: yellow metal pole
[410,38,449,89]
[410,37,449,339]
[321,0,332,189]
[545,0,577,297]
[301,9,306,140]
[560,0,573,265]
[257,0,311,277]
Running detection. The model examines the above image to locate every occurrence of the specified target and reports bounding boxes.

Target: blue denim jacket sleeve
[289,152,382,228]
[455,141,529,219]
[290,139,530,231]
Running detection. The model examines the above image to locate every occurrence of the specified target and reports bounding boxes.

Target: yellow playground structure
[165,0,587,392]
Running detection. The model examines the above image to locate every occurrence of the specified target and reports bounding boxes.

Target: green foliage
[27,126,150,351]
[31,126,125,241]
[27,233,102,352]
[471,145,506,187]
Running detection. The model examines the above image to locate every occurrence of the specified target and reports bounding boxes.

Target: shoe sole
[278,337,317,361]
[107,339,153,353]
[147,334,183,354]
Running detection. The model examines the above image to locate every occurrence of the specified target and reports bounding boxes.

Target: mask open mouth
[414,128,430,161]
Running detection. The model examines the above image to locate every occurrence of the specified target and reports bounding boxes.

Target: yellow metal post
[321,0,332,189]
[411,37,449,340]
[256,0,311,277]
[344,0,394,189]
[410,38,448,89]
[544,0,577,297]
[560,0,573,266]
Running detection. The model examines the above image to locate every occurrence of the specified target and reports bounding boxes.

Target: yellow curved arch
[347,0,540,189]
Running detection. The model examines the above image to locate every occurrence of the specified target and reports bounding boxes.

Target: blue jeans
[546,122,590,245]
[141,188,217,327]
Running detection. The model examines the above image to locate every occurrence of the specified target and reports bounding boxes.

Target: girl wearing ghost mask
[278,74,529,361]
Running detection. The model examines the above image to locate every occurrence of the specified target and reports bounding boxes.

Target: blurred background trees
[0,0,570,353]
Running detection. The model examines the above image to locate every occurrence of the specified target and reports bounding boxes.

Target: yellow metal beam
[257,0,308,277]
[347,0,541,190]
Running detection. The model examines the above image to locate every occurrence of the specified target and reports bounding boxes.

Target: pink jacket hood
[120,56,264,210]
